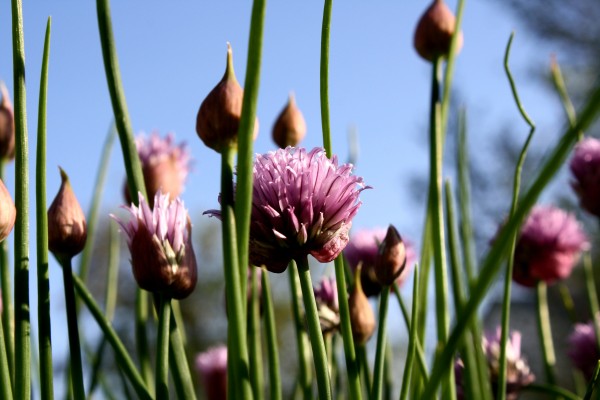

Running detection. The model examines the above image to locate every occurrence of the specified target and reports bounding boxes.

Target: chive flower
[112,191,198,299]
[568,317,600,380]
[512,205,588,287]
[570,137,600,217]
[314,276,339,334]
[195,346,227,400]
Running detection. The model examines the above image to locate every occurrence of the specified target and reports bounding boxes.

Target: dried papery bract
[47,168,87,261]
[272,93,307,148]
[196,43,258,153]
[349,265,375,345]
[414,0,463,62]
[0,178,16,242]
[374,225,407,286]
[0,82,15,161]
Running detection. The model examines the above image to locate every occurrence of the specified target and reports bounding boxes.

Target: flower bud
[47,168,87,261]
[414,0,463,62]
[0,179,16,242]
[375,225,407,286]
[0,82,15,161]
[196,43,258,153]
[195,346,227,400]
[349,265,375,345]
[272,93,307,149]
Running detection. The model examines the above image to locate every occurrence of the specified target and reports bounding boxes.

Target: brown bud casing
[272,93,307,149]
[349,265,376,345]
[0,82,15,161]
[375,225,407,286]
[0,179,16,242]
[196,43,258,153]
[48,168,87,260]
[414,0,463,62]
[123,155,184,208]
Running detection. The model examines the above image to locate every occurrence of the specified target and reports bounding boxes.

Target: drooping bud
[196,43,258,153]
[349,265,375,345]
[0,179,16,242]
[47,168,88,261]
[0,82,15,161]
[414,0,463,62]
[375,225,407,286]
[272,93,307,149]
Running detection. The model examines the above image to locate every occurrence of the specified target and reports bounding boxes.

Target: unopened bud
[414,0,463,62]
[196,43,258,153]
[48,168,87,260]
[0,179,16,242]
[349,265,375,345]
[0,82,15,161]
[272,93,306,149]
[375,225,407,286]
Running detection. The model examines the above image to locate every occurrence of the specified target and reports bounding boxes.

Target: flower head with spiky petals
[568,317,600,380]
[570,137,600,217]
[195,346,227,400]
[248,147,368,272]
[513,205,588,287]
[112,191,197,299]
[314,276,339,334]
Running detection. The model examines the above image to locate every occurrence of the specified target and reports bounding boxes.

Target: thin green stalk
[288,262,312,399]
[384,341,393,400]
[134,289,153,392]
[262,268,282,400]
[35,17,53,400]
[423,79,600,397]
[399,267,419,400]
[498,32,536,400]
[222,146,252,399]
[371,287,390,400]
[235,0,266,301]
[536,282,556,385]
[0,303,12,399]
[356,344,371,397]
[249,267,264,400]
[0,160,13,390]
[72,273,152,400]
[11,0,30,396]
[168,312,196,400]
[558,284,578,324]
[334,257,362,400]
[60,257,86,399]
[583,253,600,350]
[584,361,600,400]
[550,57,578,133]
[296,256,332,400]
[320,0,333,156]
[155,295,171,399]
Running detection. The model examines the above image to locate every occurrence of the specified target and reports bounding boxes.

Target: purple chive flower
[195,346,227,400]
[513,205,589,287]
[344,228,416,297]
[314,276,340,334]
[570,137,600,217]
[568,317,600,380]
[125,132,192,207]
[112,191,197,299]
[249,147,368,273]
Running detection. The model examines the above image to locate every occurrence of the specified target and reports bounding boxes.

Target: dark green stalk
[262,268,282,400]
[168,312,196,400]
[423,80,600,398]
[498,32,536,400]
[135,290,153,391]
[288,262,312,399]
[583,253,600,350]
[249,267,264,400]
[36,18,53,400]
[155,295,171,399]
[550,57,578,135]
[235,0,266,300]
[320,0,333,156]
[399,267,419,400]
[0,160,13,389]
[0,297,12,400]
[584,361,600,400]
[536,282,556,385]
[523,383,580,400]
[296,256,332,400]
[357,344,371,396]
[11,0,30,396]
[371,287,390,400]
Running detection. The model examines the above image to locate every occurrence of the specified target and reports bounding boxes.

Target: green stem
[36,18,53,400]
[72,273,152,400]
[584,361,600,400]
[523,383,580,400]
[0,318,12,400]
[288,262,312,399]
[320,0,333,157]
[399,267,419,400]
[155,295,171,399]
[135,289,153,391]
[583,253,600,351]
[296,256,332,400]
[235,0,266,303]
[249,267,264,400]
[371,287,390,400]
[550,57,578,135]
[334,257,362,400]
[262,269,282,400]
[535,282,556,385]
[11,0,30,396]
[357,344,371,396]
[168,312,196,400]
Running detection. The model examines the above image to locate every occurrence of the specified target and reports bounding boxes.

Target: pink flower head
[112,191,197,299]
[344,228,416,297]
[195,346,227,400]
[570,137,600,217]
[250,147,368,273]
[314,276,340,334]
[126,132,192,206]
[513,205,589,287]
[568,317,600,380]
